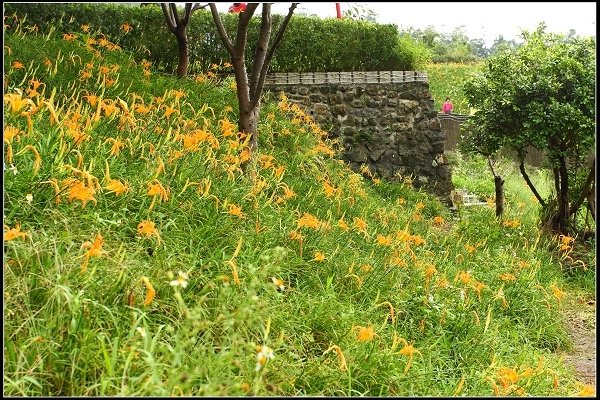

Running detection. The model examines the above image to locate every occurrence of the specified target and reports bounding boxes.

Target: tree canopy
[461,24,596,234]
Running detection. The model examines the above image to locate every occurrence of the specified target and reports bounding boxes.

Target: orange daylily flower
[137,220,162,244]
[499,273,516,282]
[410,235,426,246]
[424,265,437,286]
[171,90,185,101]
[360,264,372,273]
[227,203,245,219]
[80,234,107,272]
[105,137,125,157]
[163,106,177,119]
[104,178,129,196]
[219,118,237,138]
[83,94,99,107]
[67,181,97,208]
[322,180,338,198]
[4,92,35,114]
[551,284,566,302]
[147,179,170,210]
[323,344,348,371]
[457,271,473,285]
[140,276,156,306]
[376,234,392,246]
[352,217,368,235]
[102,102,118,117]
[313,251,326,262]
[497,367,519,390]
[4,223,29,241]
[4,125,22,143]
[501,219,518,228]
[80,70,92,80]
[355,325,375,342]
[391,335,421,373]
[289,230,303,242]
[134,103,151,114]
[297,212,321,230]
[337,217,349,231]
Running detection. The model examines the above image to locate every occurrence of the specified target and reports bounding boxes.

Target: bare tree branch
[169,3,181,27]
[160,3,176,32]
[520,160,546,207]
[231,4,259,112]
[209,3,234,55]
[233,2,258,55]
[249,4,272,100]
[182,3,193,26]
[191,3,208,12]
[569,157,595,215]
[249,2,297,110]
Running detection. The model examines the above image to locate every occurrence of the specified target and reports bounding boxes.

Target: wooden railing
[437,112,470,123]
[264,71,428,85]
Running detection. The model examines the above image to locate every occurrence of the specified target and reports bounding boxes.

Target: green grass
[3,20,596,397]
[424,62,482,114]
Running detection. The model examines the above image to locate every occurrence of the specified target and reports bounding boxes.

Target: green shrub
[4,3,421,74]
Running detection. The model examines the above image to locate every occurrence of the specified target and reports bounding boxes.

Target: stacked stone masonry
[265,71,453,198]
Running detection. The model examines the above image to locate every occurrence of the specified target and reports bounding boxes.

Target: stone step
[450,189,488,208]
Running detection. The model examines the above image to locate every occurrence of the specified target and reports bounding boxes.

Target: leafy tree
[488,34,518,55]
[406,25,482,63]
[342,3,378,22]
[469,37,489,58]
[209,2,297,156]
[160,2,206,77]
[461,25,596,234]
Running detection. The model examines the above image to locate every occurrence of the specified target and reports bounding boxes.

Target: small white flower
[9,164,18,175]
[271,276,285,291]
[136,326,147,338]
[26,193,33,205]
[255,345,275,371]
[170,270,189,288]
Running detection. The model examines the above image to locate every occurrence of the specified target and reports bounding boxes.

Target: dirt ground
[560,297,596,386]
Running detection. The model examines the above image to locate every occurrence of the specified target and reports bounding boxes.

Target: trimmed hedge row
[4,3,422,74]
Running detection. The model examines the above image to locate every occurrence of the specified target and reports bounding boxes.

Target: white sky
[212,2,596,47]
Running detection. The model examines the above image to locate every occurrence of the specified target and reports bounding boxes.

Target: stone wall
[264,72,453,198]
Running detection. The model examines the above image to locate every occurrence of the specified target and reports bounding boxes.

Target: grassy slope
[424,62,482,114]
[3,24,593,396]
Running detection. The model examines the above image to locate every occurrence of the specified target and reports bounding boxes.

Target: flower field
[3,18,595,396]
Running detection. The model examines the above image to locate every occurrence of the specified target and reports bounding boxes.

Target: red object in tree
[228,3,247,13]
[336,3,342,19]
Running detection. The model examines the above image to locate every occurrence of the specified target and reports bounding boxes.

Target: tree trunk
[546,159,571,235]
[556,156,570,233]
[175,30,189,78]
[519,160,545,207]
[487,157,504,218]
[494,175,505,218]
[587,190,596,221]
[239,106,260,152]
